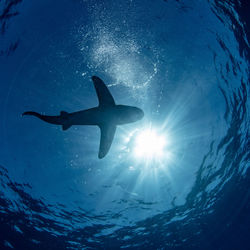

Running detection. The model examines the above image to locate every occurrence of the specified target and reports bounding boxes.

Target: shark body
[23,76,144,158]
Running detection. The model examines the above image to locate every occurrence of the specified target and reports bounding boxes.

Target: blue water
[0,0,249,249]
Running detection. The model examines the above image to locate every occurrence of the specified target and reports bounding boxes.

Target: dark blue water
[0,0,249,249]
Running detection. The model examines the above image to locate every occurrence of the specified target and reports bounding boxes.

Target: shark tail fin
[22,111,42,118]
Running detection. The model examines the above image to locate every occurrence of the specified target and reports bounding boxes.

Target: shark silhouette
[23,76,144,158]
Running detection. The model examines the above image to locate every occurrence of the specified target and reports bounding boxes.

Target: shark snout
[132,107,144,122]
[137,108,144,120]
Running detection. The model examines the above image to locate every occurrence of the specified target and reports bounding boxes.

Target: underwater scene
[0,0,249,249]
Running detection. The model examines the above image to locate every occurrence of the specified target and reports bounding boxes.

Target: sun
[133,128,168,160]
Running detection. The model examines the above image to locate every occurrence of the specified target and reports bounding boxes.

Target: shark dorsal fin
[92,76,115,107]
[60,111,68,117]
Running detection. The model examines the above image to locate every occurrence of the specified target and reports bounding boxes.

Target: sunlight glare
[133,129,167,159]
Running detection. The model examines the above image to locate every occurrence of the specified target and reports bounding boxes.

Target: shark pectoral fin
[91,76,115,107]
[62,124,71,131]
[98,124,116,159]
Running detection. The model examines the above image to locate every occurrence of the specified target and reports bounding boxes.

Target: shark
[23,76,144,158]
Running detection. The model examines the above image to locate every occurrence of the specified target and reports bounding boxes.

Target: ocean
[0,0,249,249]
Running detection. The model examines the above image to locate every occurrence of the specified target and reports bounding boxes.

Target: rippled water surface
[0,0,249,249]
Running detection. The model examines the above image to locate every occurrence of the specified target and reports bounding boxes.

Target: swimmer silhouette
[23,76,144,158]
